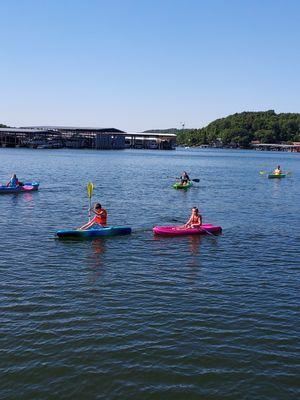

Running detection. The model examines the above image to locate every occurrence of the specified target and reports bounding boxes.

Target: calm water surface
[0,148,299,399]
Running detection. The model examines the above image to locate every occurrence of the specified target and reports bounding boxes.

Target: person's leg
[78,220,96,230]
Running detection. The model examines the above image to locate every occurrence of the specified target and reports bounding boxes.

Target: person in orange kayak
[184,207,202,228]
[78,203,107,230]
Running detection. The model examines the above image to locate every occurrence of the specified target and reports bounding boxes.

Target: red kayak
[153,224,222,236]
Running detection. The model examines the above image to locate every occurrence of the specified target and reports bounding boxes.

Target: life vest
[191,214,200,224]
[93,209,107,225]
[8,177,19,187]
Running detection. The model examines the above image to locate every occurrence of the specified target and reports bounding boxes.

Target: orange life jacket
[191,214,201,224]
[93,208,107,225]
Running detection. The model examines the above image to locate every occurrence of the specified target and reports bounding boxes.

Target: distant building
[22,126,126,149]
[251,143,300,152]
[125,132,176,150]
[0,126,176,150]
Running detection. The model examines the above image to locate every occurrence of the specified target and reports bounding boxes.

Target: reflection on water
[185,236,203,283]
[88,239,107,283]
[188,235,202,256]
[23,193,34,203]
[153,233,203,268]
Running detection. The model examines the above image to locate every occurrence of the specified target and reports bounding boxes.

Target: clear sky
[0,0,299,131]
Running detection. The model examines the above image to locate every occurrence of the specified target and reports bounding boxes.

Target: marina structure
[0,126,176,150]
[125,132,176,150]
[251,142,300,152]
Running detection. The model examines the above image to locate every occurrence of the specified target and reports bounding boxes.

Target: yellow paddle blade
[87,182,94,198]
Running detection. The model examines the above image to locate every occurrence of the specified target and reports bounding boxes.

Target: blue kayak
[56,226,132,239]
[0,182,39,194]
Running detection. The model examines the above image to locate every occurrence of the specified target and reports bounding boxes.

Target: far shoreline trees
[145,110,300,147]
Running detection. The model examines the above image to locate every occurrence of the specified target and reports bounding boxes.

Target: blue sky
[0,0,299,131]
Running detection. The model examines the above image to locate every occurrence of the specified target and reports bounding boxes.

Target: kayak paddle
[171,219,214,236]
[87,181,94,220]
[176,177,200,182]
[260,170,292,176]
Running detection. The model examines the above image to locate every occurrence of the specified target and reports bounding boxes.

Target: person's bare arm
[184,216,192,227]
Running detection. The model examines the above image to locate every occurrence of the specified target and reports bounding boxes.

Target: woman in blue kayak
[184,207,202,228]
[78,203,107,230]
[7,174,19,187]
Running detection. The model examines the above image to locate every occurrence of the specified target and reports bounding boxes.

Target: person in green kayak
[78,203,108,230]
[184,207,202,228]
[180,171,190,186]
[273,165,282,175]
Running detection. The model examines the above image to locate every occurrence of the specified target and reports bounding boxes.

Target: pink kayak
[153,224,222,236]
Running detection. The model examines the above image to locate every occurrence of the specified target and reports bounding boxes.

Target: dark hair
[95,203,102,209]
[192,207,199,214]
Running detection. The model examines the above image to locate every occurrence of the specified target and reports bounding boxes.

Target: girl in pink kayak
[184,207,202,228]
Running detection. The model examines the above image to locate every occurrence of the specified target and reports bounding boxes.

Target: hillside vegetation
[146,111,300,147]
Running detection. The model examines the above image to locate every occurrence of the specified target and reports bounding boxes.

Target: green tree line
[146,111,300,147]
[178,111,300,147]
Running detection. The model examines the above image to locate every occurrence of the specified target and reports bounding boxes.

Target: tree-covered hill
[174,111,300,147]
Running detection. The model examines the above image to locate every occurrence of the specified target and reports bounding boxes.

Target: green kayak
[172,181,193,189]
[268,174,286,179]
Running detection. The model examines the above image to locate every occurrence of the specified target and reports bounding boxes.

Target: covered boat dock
[0,126,177,150]
[251,143,300,152]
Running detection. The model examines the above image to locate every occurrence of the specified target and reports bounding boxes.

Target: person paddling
[273,165,282,175]
[184,207,202,229]
[78,203,107,230]
[7,174,19,187]
[180,171,190,186]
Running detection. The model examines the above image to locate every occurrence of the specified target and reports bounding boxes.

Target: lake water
[0,148,299,399]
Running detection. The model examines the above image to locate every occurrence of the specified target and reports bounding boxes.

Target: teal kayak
[56,226,132,239]
[268,174,286,179]
[172,181,193,190]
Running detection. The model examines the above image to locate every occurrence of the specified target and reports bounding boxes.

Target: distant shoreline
[177,144,300,153]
